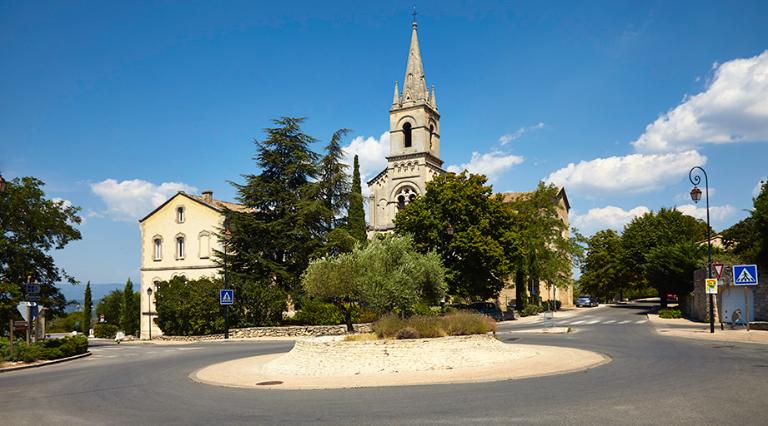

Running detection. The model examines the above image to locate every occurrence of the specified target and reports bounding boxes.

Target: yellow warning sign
[705,278,718,294]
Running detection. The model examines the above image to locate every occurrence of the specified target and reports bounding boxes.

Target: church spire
[393,81,400,105]
[401,17,429,103]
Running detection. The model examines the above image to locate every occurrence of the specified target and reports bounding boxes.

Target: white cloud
[499,122,545,145]
[91,179,197,222]
[570,205,650,235]
[447,151,524,182]
[51,197,74,209]
[754,177,767,197]
[546,150,706,194]
[633,50,768,153]
[341,132,390,196]
[674,204,737,223]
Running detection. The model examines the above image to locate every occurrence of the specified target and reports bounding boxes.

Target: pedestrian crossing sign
[733,264,758,286]
[220,289,234,305]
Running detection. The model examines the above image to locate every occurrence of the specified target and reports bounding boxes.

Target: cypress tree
[121,278,138,335]
[347,155,367,242]
[82,281,92,334]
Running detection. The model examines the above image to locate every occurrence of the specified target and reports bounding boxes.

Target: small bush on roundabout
[369,311,496,340]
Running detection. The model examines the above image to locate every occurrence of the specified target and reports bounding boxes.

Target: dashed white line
[603,320,616,324]
[570,320,585,325]
[618,320,631,324]
[635,320,647,324]
[586,320,601,324]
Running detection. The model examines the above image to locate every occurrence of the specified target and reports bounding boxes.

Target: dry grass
[371,311,496,339]
[343,333,379,342]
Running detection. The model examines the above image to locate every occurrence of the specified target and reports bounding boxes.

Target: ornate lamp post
[146,287,153,340]
[689,166,714,334]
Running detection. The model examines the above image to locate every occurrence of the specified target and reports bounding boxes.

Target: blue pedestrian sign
[219,289,234,305]
[733,264,758,286]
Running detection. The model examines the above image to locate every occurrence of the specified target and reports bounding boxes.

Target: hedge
[1,335,88,363]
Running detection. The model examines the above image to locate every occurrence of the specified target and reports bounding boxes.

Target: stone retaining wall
[156,324,372,342]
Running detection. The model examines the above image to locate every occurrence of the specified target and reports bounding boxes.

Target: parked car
[576,295,598,307]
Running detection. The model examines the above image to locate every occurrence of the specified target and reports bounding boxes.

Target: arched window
[152,236,162,261]
[403,122,412,148]
[176,206,185,223]
[429,124,435,149]
[397,195,406,210]
[176,235,185,259]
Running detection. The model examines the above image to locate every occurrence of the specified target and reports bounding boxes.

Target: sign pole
[8,320,14,360]
[744,287,750,332]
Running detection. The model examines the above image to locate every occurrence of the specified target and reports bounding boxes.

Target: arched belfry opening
[403,122,412,148]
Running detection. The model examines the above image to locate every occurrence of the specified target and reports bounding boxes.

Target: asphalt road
[2,302,768,425]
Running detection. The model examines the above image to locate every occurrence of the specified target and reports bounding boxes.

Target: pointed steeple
[392,81,400,105]
[430,85,437,109]
[402,20,428,103]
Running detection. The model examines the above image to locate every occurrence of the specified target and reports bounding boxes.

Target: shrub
[371,311,494,339]
[93,323,119,339]
[155,277,225,335]
[351,306,378,323]
[343,333,378,342]
[396,327,421,339]
[292,300,343,325]
[443,311,496,336]
[658,308,683,319]
[0,335,88,362]
[541,300,562,311]
[520,305,542,317]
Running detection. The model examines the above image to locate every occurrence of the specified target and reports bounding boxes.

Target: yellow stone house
[138,190,245,339]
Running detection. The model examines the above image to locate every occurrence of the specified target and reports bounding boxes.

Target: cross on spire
[412,7,418,28]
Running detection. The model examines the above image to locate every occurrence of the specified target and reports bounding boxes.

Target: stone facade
[138,190,246,339]
[688,266,767,323]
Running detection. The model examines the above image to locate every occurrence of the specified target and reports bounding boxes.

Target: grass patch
[371,311,496,340]
[658,308,683,319]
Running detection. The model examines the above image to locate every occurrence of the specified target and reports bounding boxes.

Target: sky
[2,1,767,286]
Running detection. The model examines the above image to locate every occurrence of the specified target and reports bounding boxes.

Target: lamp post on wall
[146,287,153,340]
[689,166,714,334]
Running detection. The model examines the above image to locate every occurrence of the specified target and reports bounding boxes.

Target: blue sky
[2,1,767,286]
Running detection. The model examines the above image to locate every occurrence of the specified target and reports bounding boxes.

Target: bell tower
[367,17,445,233]
[389,19,441,160]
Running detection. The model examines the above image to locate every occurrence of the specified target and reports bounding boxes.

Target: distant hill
[57,282,127,308]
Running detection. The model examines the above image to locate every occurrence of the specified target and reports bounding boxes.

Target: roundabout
[193,334,609,389]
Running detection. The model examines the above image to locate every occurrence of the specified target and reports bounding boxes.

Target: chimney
[202,190,213,203]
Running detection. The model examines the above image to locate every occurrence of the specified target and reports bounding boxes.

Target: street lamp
[146,287,153,340]
[689,166,714,334]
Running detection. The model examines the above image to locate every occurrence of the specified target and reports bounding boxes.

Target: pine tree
[347,155,367,243]
[318,128,350,231]
[120,278,138,336]
[227,117,324,295]
[82,281,92,334]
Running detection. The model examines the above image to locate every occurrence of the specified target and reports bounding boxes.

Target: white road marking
[603,320,616,324]
[586,320,601,324]
[618,320,631,324]
[635,320,647,324]
[570,320,585,325]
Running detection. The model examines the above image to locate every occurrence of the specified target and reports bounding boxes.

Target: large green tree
[394,172,519,301]
[226,117,324,296]
[506,183,580,305]
[0,176,81,322]
[96,290,123,325]
[302,235,446,331]
[723,181,768,268]
[621,208,707,307]
[318,128,351,231]
[347,155,367,243]
[579,230,628,302]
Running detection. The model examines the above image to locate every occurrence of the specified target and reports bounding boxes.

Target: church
[368,19,574,308]
[367,19,443,231]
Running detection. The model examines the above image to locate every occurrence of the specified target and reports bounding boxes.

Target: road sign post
[733,265,758,331]
[220,289,234,340]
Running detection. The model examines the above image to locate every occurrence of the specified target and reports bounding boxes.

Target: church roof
[138,191,247,223]
[393,20,437,109]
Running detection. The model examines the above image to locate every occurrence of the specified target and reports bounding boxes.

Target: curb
[0,351,91,373]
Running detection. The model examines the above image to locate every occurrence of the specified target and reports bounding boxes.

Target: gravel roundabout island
[192,334,609,390]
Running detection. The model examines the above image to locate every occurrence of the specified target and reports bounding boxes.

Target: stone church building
[368,20,574,308]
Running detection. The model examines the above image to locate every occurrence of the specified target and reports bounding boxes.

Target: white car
[576,295,598,307]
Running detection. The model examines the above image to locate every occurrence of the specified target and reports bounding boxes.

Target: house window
[176,206,185,223]
[199,232,211,259]
[176,235,185,259]
[153,237,162,261]
[403,122,412,148]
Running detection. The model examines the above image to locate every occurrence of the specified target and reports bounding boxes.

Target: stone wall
[688,266,767,322]
[155,324,372,342]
